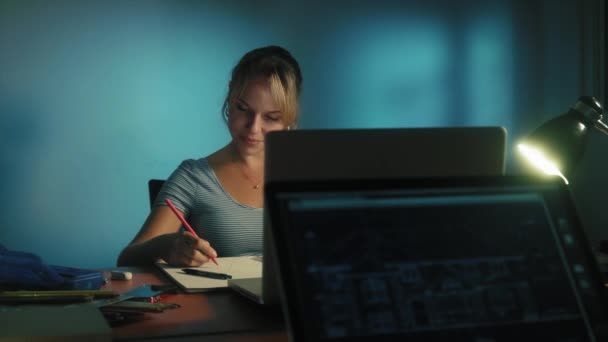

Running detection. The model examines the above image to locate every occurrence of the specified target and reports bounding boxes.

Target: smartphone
[126,285,174,303]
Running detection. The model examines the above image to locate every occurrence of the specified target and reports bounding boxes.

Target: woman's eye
[266,116,280,122]
[236,105,247,112]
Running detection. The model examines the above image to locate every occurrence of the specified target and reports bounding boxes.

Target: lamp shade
[518,96,605,182]
[521,111,589,178]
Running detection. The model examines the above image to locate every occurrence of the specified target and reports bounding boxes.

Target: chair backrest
[148,179,165,209]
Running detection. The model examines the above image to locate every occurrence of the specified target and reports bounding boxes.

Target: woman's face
[228,79,288,157]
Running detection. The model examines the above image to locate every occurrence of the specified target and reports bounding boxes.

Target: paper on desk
[156,256,262,293]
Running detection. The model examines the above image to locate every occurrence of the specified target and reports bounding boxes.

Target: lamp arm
[593,120,608,136]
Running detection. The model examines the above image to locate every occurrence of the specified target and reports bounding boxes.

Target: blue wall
[1,0,600,268]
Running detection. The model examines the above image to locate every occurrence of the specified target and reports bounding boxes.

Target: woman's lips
[242,136,262,144]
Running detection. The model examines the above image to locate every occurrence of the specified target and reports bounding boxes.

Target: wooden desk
[103,267,287,341]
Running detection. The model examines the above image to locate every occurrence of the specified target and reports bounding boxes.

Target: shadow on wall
[0,97,46,252]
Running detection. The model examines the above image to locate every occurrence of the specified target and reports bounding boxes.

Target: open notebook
[156,256,262,293]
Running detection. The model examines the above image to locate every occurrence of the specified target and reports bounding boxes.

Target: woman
[117,46,302,266]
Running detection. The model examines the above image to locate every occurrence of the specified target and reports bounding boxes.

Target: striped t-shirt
[153,158,263,257]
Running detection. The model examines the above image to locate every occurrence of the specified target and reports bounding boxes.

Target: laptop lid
[266,176,608,341]
[230,127,508,305]
[265,127,507,181]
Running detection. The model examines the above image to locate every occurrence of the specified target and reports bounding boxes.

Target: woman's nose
[246,114,262,131]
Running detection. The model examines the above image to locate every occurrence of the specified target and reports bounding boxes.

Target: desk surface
[104,267,287,341]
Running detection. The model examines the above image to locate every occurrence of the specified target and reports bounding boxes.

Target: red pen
[165,198,219,266]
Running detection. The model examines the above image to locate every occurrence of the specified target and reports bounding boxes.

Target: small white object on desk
[110,271,133,280]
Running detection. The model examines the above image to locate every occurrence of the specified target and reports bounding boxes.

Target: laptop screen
[267,177,608,341]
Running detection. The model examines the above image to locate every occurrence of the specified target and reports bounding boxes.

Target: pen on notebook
[181,268,232,280]
[165,198,219,266]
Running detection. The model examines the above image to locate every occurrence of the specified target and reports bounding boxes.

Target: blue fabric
[0,244,65,290]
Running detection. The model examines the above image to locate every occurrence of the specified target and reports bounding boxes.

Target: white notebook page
[156,256,262,292]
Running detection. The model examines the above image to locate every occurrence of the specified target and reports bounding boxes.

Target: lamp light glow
[518,96,605,182]
[517,143,569,184]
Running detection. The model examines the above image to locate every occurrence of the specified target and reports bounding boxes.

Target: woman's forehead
[236,81,281,111]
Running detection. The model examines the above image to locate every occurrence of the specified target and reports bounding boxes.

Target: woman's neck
[229,143,263,169]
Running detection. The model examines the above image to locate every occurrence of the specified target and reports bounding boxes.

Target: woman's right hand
[117,206,219,267]
[164,231,218,267]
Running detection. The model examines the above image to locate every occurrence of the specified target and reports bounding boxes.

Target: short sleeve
[152,159,200,217]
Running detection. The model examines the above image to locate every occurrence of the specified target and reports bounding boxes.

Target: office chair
[148,179,165,209]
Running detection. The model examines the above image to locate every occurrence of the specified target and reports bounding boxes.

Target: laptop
[228,127,507,305]
[264,127,507,181]
[266,176,608,341]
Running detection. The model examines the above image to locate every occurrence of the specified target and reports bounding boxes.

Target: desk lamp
[517,96,606,185]
[518,96,608,255]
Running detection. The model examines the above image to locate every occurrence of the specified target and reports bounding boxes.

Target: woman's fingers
[179,248,208,267]
[181,232,199,246]
[174,232,218,266]
[193,238,218,260]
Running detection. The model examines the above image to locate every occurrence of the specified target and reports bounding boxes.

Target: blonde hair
[222,46,302,127]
